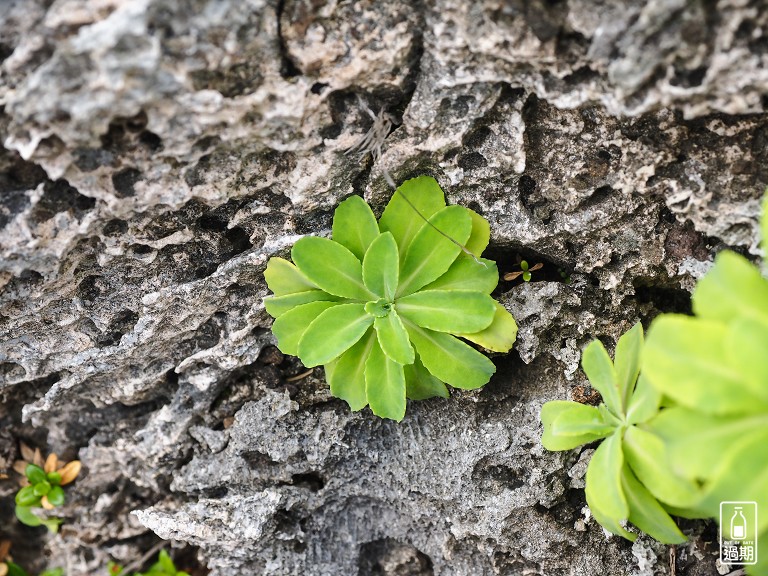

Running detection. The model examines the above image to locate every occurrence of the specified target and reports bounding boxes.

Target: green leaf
[464,207,490,257]
[374,310,414,365]
[379,175,446,258]
[725,316,768,403]
[298,303,374,367]
[763,193,768,253]
[646,407,768,481]
[26,464,46,484]
[39,569,65,576]
[158,550,176,573]
[750,533,768,576]
[457,302,517,353]
[404,320,495,389]
[622,425,700,508]
[396,290,495,334]
[550,403,616,437]
[362,232,399,300]
[326,329,376,411]
[264,257,316,296]
[696,430,768,528]
[47,484,65,507]
[6,562,31,576]
[614,322,643,411]
[541,401,615,451]
[585,431,633,539]
[291,236,373,300]
[365,339,406,421]
[46,471,62,485]
[264,290,340,318]
[621,463,687,544]
[643,315,767,414]
[271,301,337,356]
[15,504,42,527]
[332,195,380,261]
[404,354,449,400]
[625,374,661,425]
[397,206,472,297]
[40,517,62,533]
[581,340,622,418]
[692,250,768,326]
[33,480,51,496]
[16,485,41,506]
[422,256,498,293]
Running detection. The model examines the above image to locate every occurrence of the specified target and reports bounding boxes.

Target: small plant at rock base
[541,323,691,544]
[108,550,189,576]
[0,540,64,576]
[13,445,81,533]
[264,176,517,421]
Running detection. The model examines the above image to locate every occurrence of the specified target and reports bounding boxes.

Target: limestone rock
[1,0,765,574]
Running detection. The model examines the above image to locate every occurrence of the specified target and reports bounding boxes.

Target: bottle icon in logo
[731,506,747,540]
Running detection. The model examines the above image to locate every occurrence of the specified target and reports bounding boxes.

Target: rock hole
[670,65,708,88]
[74,147,115,171]
[0,362,27,383]
[139,130,163,151]
[357,538,434,576]
[97,309,139,347]
[276,0,302,79]
[0,42,13,63]
[311,82,328,95]
[472,459,525,494]
[76,274,107,302]
[462,125,492,149]
[112,167,142,197]
[633,278,693,316]
[579,185,614,209]
[291,472,324,491]
[125,110,148,132]
[242,450,277,469]
[456,151,488,170]
[517,174,540,210]
[31,179,95,222]
[103,218,128,236]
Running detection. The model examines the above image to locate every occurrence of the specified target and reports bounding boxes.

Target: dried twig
[345,96,486,267]
[285,369,314,382]
[120,540,166,575]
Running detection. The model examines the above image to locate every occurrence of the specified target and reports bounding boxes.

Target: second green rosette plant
[264,176,517,421]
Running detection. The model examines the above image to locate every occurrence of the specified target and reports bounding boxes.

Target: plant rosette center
[365,298,393,318]
[263,176,518,421]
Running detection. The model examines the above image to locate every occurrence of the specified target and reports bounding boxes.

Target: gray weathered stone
[1,0,765,574]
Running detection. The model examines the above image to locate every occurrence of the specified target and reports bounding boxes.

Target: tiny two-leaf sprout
[504,260,543,283]
[0,540,64,576]
[264,176,518,421]
[541,323,692,544]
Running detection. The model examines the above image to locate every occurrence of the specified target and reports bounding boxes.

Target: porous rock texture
[0,0,766,574]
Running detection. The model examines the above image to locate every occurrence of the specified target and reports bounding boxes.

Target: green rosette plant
[641,196,768,574]
[541,323,692,544]
[541,196,768,574]
[263,176,517,421]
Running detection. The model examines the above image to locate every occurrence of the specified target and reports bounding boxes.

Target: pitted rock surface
[1,0,765,574]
